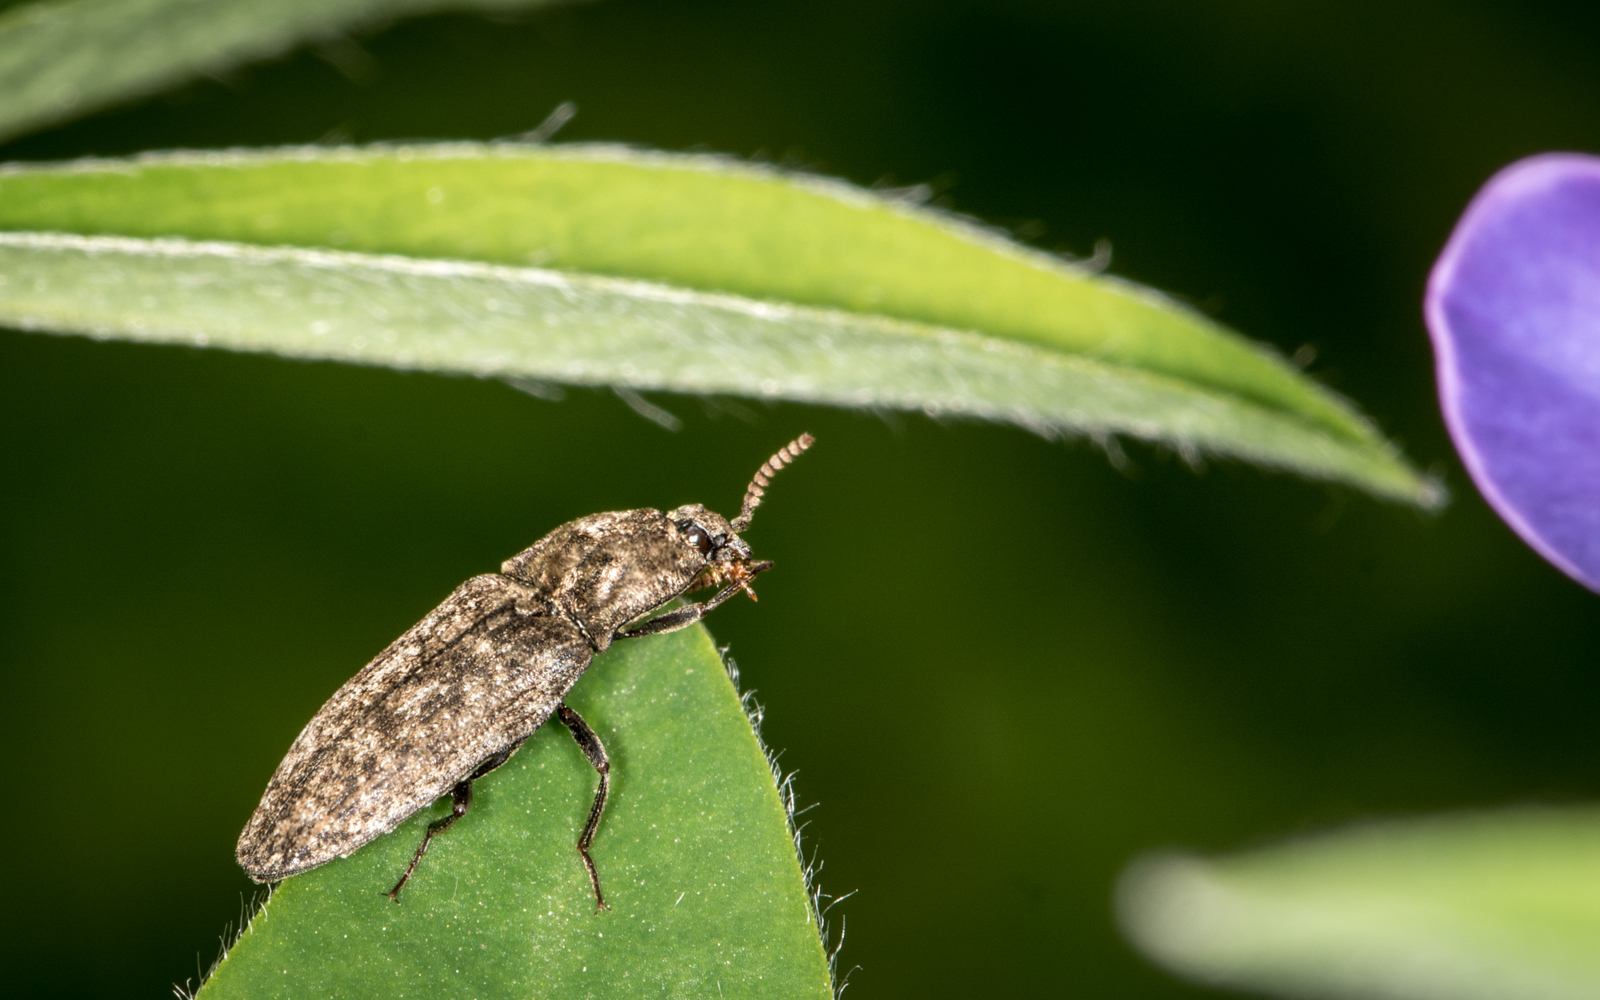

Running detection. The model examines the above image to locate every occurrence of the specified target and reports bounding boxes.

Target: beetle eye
[684,523,715,556]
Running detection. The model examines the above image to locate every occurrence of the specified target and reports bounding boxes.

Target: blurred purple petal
[1427,154,1600,591]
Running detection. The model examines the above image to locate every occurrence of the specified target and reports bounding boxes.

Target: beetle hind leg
[385,781,472,902]
[383,744,520,902]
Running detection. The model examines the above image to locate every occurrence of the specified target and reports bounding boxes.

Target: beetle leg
[617,585,734,638]
[385,780,473,902]
[466,740,524,781]
[619,562,775,639]
[382,744,520,902]
[558,703,612,911]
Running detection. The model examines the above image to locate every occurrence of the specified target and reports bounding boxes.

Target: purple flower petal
[1427,153,1600,592]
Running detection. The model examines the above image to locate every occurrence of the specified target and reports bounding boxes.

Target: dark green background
[4,1,1600,996]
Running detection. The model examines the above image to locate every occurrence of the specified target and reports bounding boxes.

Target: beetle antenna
[731,434,814,532]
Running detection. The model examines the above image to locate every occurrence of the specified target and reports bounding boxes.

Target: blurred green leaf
[196,623,833,999]
[0,144,1439,506]
[0,0,555,145]
[1117,807,1600,1000]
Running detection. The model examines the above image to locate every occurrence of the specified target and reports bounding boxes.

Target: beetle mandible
[236,434,814,910]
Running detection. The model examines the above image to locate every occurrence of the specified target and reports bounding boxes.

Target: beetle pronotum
[236,434,814,909]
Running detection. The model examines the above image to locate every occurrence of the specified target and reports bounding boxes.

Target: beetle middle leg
[384,743,519,902]
[557,702,613,911]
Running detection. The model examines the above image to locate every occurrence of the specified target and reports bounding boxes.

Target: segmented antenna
[730,434,814,532]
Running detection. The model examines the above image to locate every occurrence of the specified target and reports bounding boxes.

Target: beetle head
[668,504,749,564]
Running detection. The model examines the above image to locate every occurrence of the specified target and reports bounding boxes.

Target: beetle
[235,434,814,909]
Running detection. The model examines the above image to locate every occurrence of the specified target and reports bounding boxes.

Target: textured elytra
[237,505,740,883]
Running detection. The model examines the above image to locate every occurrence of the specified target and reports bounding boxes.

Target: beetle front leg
[617,592,728,638]
[619,562,774,639]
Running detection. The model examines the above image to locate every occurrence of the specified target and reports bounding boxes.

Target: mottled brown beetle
[236,434,814,910]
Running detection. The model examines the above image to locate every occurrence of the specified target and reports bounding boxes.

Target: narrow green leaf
[0,0,553,144]
[0,231,1422,503]
[197,623,833,999]
[0,144,1440,506]
[1117,807,1600,1000]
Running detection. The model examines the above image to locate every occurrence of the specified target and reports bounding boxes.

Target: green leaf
[0,0,554,145]
[196,623,834,999]
[0,144,1440,507]
[1116,807,1600,1000]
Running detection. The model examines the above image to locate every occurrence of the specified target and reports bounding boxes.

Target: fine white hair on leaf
[1090,429,1132,473]
[502,375,566,401]
[612,385,683,432]
[173,884,274,999]
[721,647,856,998]
[503,100,577,145]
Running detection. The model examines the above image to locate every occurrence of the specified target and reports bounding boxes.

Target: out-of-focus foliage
[1119,808,1600,1000]
[0,0,557,144]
